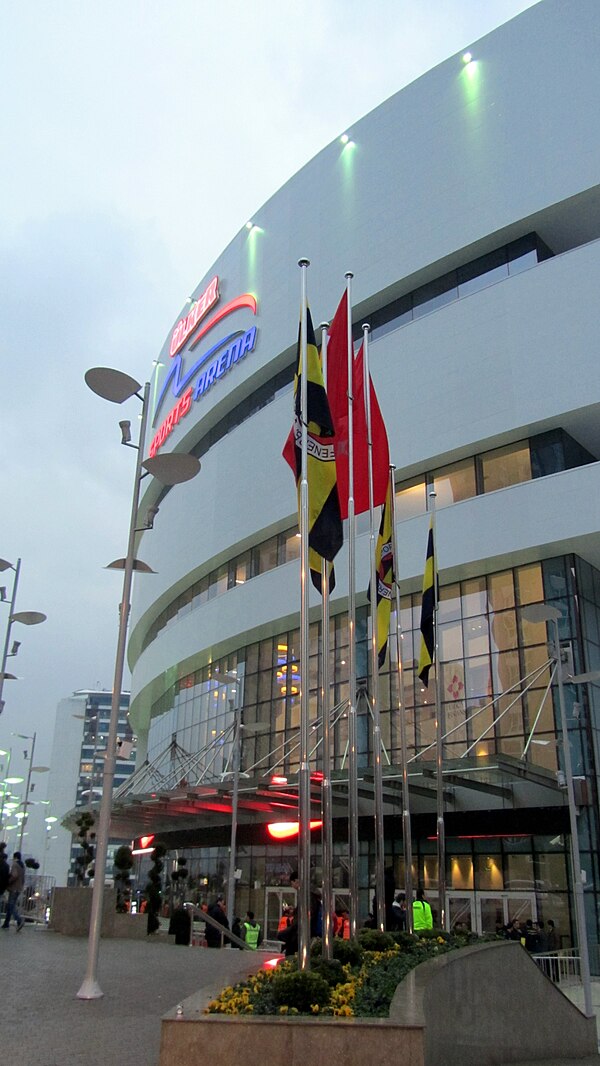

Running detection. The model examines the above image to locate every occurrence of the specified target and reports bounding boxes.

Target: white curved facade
[124,0,600,941]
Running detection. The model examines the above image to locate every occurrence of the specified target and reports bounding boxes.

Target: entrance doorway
[427,891,537,934]
[264,886,296,940]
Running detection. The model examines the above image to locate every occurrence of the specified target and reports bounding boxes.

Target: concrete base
[390,940,598,1066]
[158,941,598,1066]
[49,887,148,939]
[160,1015,425,1066]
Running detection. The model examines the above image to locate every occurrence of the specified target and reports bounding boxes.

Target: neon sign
[149,276,258,457]
[267,821,323,840]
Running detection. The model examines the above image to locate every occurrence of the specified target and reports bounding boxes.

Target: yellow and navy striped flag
[283,308,343,591]
[369,482,394,669]
[418,521,435,686]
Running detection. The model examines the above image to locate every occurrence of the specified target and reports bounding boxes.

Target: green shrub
[390,931,419,949]
[358,928,395,952]
[311,957,345,987]
[270,970,331,1013]
[310,936,364,966]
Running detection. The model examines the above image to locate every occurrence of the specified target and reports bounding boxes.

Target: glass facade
[145,554,600,945]
[141,429,595,654]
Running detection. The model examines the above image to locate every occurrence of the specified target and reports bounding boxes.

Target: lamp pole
[0,557,46,716]
[16,731,36,853]
[523,603,594,1018]
[78,367,200,1001]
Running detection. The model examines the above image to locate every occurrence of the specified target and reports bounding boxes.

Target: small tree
[113,844,134,912]
[145,843,166,934]
[73,812,95,885]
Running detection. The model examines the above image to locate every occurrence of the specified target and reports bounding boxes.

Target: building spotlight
[119,421,132,445]
[462,52,473,64]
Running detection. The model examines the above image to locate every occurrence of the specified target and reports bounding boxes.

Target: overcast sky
[0,0,538,850]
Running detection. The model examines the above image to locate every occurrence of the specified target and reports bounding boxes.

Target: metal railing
[183,903,251,949]
[533,951,581,985]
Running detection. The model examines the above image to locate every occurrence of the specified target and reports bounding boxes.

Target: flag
[326,291,389,519]
[283,308,343,591]
[368,481,394,668]
[418,522,435,686]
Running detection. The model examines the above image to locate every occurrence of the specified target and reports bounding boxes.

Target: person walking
[0,843,9,923]
[412,888,433,932]
[242,910,262,949]
[205,894,229,948]
[2,850,25,931]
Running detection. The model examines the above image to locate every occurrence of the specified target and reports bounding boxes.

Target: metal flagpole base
[77,977,104,1000]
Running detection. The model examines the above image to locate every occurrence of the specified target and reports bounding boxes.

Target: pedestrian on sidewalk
[2,851,25,931]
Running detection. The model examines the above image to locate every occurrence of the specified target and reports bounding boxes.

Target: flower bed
[206,929,488,1018]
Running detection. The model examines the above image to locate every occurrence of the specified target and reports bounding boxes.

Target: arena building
[114,0,600,946]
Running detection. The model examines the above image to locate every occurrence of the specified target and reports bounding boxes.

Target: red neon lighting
[187,293,257,352]
[267,821,322,840]
[140,835,155,849]
[310,772,324,783]
[170,277,219,357]
[271,775,288,786]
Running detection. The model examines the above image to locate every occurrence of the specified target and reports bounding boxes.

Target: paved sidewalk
[1,925,599,1066]
[0,925,265,1066]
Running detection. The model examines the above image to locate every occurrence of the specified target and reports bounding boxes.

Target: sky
[0,0,539,855]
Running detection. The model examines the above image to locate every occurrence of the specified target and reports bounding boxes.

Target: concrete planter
[159,941,598,1066]
[50,887,147,939]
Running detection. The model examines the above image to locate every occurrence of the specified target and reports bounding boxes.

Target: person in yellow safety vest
[243,910,262,949]
[412,889,433,931]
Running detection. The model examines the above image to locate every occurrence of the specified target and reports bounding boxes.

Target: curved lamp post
[522,602,599,1018]
[0,558,46,716]
[77,367,200,1001]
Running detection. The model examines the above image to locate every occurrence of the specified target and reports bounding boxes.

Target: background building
[113,0,600,946]
[46,689,134,886]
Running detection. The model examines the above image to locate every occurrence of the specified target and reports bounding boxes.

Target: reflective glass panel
[480,442,531,493]
[432,459,476,508]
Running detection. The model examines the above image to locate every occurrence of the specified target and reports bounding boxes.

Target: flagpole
[345,271,360,937]
[298,257,311,969]
[429,489,446,930]
[389,466,413,933]
[363,323,386,931]
[320,319,334,960]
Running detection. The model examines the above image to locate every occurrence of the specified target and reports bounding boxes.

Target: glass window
[508,249,537,275]
[439,620,463,660]
[489,610,518,653]
[488,571,515,612]
[254,536,279,575]
[432,459,476,508]
[463,615,489,658]
[234,551,252,586]
[516,563,544,606]
[480,442,531,493]
[438,583,461,623]
[458,247,508,297]
[475,854,504,891]
[281,529,301,564]
[462,577,487,617]
[413,273,458,319]
[395,478,426,520]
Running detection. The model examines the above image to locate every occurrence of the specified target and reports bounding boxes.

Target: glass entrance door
[476,892,536,934]
[264,886,296,941]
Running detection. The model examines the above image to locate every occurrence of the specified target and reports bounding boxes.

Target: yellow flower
[311,1004,320,1014]
[279,1006,289,1014]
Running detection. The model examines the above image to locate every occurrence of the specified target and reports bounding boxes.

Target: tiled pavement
[0,925,263,1066]
[1,924,599,1066]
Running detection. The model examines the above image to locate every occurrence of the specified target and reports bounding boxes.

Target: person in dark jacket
[2,851,25,930]
[0,844,10,921]
[205,895,229,948]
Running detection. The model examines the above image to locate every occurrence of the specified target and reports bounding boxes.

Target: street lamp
[10,731,50,852]
[522,602,600,1018]
[77,366,200,1001]
[0,558,46,716]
